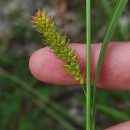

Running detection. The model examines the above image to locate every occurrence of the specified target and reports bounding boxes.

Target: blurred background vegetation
[0,0,130,130]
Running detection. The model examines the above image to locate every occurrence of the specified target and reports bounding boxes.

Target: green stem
[86,0,91,130]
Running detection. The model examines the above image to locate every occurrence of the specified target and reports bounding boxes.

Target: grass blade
[0,68,77,130]
[86,0,91,130]
[92,0,128,129]
[97,104,129,122]
[101,0,112,16]
[101,0,124,41]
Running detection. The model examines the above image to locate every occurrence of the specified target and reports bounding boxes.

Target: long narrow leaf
[97,104,129,122]
[92,0,128,129]
[101,0,124,40]
[101,0,112,16]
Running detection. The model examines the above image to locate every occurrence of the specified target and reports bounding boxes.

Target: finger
[29,44,86,86]
[104,121,130,130]
[29,42,130,90]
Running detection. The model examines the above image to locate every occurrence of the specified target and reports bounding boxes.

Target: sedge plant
[32,0,128,129]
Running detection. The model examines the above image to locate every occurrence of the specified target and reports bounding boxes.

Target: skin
[29,42,130,130]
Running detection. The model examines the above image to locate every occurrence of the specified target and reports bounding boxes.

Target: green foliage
[92,0,128,129]
[97,104,129,122]
[9,10,21,20]
[0,1,130,130]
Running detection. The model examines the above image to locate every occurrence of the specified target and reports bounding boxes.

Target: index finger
[29,42,130,90]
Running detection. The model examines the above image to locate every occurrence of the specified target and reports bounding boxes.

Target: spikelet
[32,9,84,85]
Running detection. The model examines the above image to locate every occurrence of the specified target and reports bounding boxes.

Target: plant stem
[86,0,91,130]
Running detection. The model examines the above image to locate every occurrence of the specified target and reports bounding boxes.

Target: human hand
[29,42,130,130]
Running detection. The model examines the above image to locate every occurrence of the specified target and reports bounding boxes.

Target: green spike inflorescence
[32,9,84,87]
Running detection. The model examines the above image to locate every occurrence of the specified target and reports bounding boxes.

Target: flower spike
[32,9,85,88]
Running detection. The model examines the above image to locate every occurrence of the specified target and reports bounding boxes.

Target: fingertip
[29,46,80,85]
[29,47,49,82]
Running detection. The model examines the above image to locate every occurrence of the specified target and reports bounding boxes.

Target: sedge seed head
[32,9,84,85]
